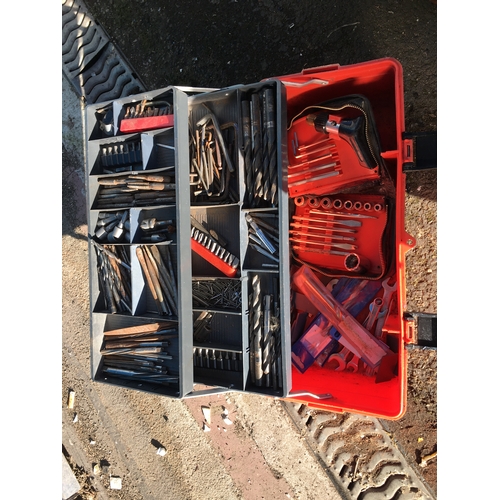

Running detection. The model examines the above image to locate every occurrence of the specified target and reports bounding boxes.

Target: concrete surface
[63,453,81,499]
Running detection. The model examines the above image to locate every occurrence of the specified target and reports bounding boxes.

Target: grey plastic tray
[85,81,291,399]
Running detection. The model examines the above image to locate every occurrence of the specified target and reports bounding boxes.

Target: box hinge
[404,312,437,349]
[402,131,437,172]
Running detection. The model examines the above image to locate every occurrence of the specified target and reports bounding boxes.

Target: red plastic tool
[191,237,237,277]
[120,114,174,133]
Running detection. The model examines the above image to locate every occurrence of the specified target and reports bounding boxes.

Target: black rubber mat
[62,0,146,104]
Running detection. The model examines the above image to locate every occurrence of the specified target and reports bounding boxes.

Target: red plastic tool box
[273,58,416,419]
[85,57,421,421]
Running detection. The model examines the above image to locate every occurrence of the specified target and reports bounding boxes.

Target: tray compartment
[242,208,280,271]
[192,277,242,312]
[131,243,179,318]
[142,127,176,171]
[193,346,244,390]
[190,205,240,278]
[116,88,174,135]
[193,310,243,349]
[88,134,143,176]
[130,206,177,244]
[189,88,240,205]
[86,99,115,141]
[90,209,130,244]
[244,271,285,395]
[238,81,281,209]
[192,309,244,391]
[89,168,177,210]
[90,243,132,315]
[91,313,181,398]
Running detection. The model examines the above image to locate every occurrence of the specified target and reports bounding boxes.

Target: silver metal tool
[373,277,397,339]
[289,237,357,251]
[326,346,349,371]
[249,243,280,263]
[292,214,361,227]
[250,93,264,201]
[251,275,263,386]
[291,245,349,257]
[290,221,356,234]
[263,88,278,205]
[246,214,277,254]
[290,228,356,242]
[346,353,361,373]
[363,297,384,333]
[110,211,128,241]
[140,218,174,231]
[310,208,378,220]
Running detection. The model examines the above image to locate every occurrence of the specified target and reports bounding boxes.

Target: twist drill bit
[241,99,254,206]
[251,274,263,386]
[260,90,271,202]
[250,94,263,204]
[264,88,278,206]
[248,292,256,384]
[261,295,272,387]
[274,326,283,389]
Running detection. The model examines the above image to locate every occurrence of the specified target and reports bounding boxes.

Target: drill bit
[260,90,271,202]
[261,294,272,387]
[251,274,263,386]
[241,99,254,206]
[248,293,256,384]
[250,93,263,204]
[264,88,278,206]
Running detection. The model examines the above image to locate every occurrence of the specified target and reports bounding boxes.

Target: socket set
[86,59,416,419]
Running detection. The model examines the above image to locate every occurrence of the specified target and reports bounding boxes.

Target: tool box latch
[404,312,437,348]
[402,131,437,172]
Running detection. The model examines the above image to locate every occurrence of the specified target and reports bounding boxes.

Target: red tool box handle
[277,64,340,89]
[301,63,340,75]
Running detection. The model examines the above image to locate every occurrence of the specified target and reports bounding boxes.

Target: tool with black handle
[306,112,377,170]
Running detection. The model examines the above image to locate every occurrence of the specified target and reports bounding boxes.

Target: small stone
[157,447,167,456]
[109,476,122,490]
[67,390,75,409]
[201,405,211,424]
